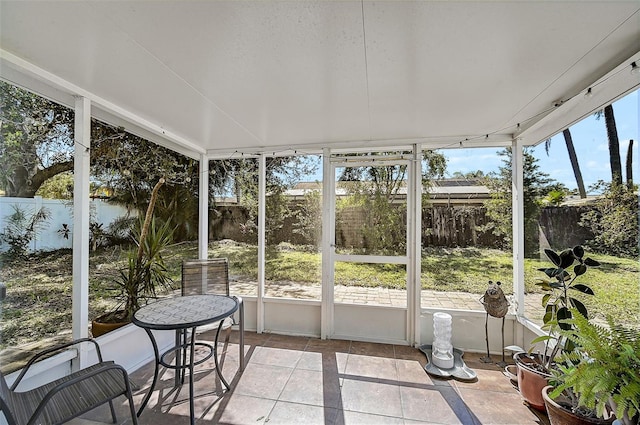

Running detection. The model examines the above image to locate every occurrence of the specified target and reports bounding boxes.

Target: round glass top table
[132,294,243,425]
[133,294,238,330]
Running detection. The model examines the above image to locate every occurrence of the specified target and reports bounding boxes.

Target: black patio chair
[182,257,231,297]
[0,338,137,425]
[181,258,234,337]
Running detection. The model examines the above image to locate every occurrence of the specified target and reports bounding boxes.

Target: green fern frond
[554,309,640,421]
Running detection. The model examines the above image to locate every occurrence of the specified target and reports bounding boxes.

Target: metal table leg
[188,326,196,425]
[137,328,160,417]
[213,323,231,390]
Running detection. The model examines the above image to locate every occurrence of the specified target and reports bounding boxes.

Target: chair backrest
[0,371,18,425]
[181,258,230,296]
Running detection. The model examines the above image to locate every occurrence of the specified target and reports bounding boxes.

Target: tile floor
[79,330,550,425]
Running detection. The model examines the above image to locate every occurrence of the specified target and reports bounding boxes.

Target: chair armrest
[11,338,103,391]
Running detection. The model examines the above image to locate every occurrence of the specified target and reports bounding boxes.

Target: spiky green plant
[550,310,640,423]
[105,179,176,322]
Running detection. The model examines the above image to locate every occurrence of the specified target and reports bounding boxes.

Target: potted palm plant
[92,178,175,336]
[513,246,599,411]
[543,310,639,425]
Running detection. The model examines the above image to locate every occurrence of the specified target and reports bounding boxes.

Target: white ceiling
[1,1,639,159]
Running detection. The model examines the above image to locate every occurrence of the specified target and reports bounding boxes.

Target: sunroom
[0,1,639,424]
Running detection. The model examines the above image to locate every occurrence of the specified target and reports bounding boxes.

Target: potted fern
[92,178,175,336]
[543,310,640,425]
[513,246,599,411]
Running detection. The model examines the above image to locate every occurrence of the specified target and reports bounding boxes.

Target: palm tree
[625,139,634,188]
[604,104,623,186]
[545,129,586,198]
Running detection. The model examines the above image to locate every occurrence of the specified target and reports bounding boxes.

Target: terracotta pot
[91,312,129,337]
[542,386,614,425]
[514,352,550,411]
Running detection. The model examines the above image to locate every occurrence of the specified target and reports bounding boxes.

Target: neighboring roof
[218,179,490,204]
[1,2,638,159]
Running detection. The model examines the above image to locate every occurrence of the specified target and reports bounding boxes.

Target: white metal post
[257,154,266,333]
[321,148,334,339]
[512,139,525,317]
[198,154,209,259]
[72,96,91,369]
[410,144,422,346]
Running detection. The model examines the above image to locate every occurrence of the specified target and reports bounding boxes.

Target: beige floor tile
[233,363,293,399]
[267,400,339,424]
[396,358,435,385]
[457,388,548,425]
[350,341,395,358]
[79,331,546,425]
[203,393,276,424]
[341,378,403,417]
[345,354,398,381]
[279,368,342,408]
[249,345,304,368]
[335,410,405,424]
[399,386,463,424]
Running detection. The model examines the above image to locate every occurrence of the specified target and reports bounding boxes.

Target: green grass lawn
[1,242,637,352]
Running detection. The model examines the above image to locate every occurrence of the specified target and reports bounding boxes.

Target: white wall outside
[0,197,132,253]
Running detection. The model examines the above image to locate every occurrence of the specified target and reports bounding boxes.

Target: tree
[36,171,74,199]
[292,189,322,248]
[595,105,623,186]
[579,180,638,258]
[209,156,318,244]
[451,170,485,179]
[0,81,74,197]
[0,82,147,199]
[626,139,634,189]
[480,148,554,256]
[604,105,623,186]
[335,150,446,254]
[561,129,586,198]
[544,129,586,198]
[90,119,200,241]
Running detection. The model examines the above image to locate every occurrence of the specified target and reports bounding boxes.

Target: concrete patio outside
[232,281,545,323]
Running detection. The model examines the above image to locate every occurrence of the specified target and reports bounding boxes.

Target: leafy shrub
[0,204,50,259]
[479,148,554,256]
[579,181,638,258]
[105,215,136,246]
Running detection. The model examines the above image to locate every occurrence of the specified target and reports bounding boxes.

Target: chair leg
[124,377,139,425]
[108,400,117,423]
[224,326,232,346]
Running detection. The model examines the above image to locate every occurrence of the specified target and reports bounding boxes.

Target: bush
[0,204,50,259]
[579,181,638,258]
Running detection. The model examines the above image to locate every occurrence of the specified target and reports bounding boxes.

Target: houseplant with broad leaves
[512,246,599,411]
[92,178,175,336]
[543,309,640,425]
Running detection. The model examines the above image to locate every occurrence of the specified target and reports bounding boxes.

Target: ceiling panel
[1,1,639,155]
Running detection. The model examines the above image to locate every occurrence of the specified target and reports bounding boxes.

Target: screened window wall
[264,154,323,300]
[419,147,514,313]
[209,158,260,297]
[524,93,639,328]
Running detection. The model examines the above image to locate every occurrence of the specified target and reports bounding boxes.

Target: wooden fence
[208,203,594,250]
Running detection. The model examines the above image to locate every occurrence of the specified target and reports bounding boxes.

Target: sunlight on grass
[0,242,637,352]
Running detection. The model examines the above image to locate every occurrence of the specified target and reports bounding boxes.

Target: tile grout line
[262,336,312,423]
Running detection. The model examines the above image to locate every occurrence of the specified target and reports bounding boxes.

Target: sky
[444,89,639,192]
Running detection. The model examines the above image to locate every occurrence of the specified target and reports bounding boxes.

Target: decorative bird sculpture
[479,280,509,366]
